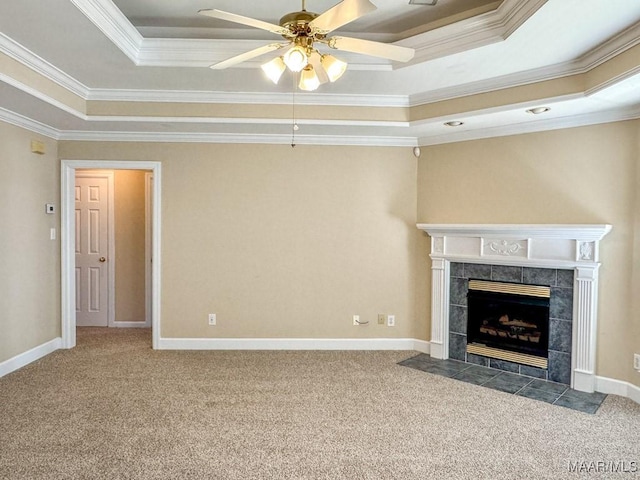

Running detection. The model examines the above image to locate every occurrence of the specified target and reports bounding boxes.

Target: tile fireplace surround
[417,224,612,393]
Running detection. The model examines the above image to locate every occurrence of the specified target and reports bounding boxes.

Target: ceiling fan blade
[328,36,415,62]
[198,9,290,36]
[211,43,289,70]
[308,52,330,85]
[309,0,377,35]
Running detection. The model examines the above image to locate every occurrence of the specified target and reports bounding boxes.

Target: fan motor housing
[280,10,318,34]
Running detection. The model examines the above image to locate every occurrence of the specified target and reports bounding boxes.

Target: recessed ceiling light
[444,121,464,127]
[526,107,551,114]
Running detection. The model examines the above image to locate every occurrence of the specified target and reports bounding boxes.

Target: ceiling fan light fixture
[283,45,309,72]
[200,0,416,90]
[320,54,347,82]
[261,56,286,84]
[299,65,321,91]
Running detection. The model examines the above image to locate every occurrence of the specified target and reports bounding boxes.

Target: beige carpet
[1,328,639,480]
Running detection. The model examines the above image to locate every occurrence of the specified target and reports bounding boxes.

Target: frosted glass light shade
[298,65,320,91]
[320,54,347,82]
[283,46,308,72]
[261,56,286,84]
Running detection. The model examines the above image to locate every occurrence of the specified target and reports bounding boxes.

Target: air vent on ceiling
[409,0,438,5]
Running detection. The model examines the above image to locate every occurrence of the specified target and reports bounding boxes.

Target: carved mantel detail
[416,224,612,394]
[578,241,595,261]
[484,239,526,256]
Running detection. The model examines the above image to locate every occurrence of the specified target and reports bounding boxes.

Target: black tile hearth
[399,354,607,414]
[483,371,533,394]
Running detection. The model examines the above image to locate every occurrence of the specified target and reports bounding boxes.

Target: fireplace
[416,224,612,393]
[449,263,570,383]
[466,279,550,368]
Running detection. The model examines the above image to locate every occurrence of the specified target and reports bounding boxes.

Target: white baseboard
[632,384,640,405]
[0,337,62,378]
[596,375,640,405]
[110,321,150,328]
[413,339,430,353]
[158,337,429,351]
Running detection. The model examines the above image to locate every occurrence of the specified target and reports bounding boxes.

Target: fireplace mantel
[417,224,612,393]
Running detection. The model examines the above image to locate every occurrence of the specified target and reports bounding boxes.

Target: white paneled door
[75,175,110,327]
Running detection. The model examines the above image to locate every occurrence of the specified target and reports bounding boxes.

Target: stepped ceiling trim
[0,4,637,109]
[69,0,142,64]
[417,105,640,146]
[0,107,60,139]
[1,1,639,146]
[0,33,89,98]
[70,0,542,70]
[57,130,416,147]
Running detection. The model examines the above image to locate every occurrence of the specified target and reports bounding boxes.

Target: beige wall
[0,122,60,363]
[114,170,147,323]
[3,118,638,389]
[633,125,640,388]
[59,142,422,340]
[417,120,640,386]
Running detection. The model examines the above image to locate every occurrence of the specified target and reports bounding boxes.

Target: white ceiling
[0,0,639,146]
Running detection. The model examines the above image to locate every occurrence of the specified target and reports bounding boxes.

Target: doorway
[61,161,162,349]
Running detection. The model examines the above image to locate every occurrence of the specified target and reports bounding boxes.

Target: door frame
[144,171,153,327]
[61,160,162,349]
[74,170,115,328]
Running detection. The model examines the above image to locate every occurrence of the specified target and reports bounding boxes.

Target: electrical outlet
[353,315,360,326]
[208,313,216,326]
[387,315,395,327]
[634,354,640,371]
[378,314,385,325]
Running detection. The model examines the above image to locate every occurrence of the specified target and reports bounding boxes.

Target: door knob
[99,257,106,262]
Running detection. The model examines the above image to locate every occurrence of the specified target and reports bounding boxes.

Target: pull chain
[291,72,298,148]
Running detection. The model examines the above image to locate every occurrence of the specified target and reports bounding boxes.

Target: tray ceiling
[0,0,639,146]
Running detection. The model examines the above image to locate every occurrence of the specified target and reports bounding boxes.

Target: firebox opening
[466,279,550,368]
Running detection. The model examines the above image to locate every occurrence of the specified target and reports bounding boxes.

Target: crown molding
[57,130,416,147]
[409,22,640,107]
[1,0,634,113]
[400,0,547,66]
[0,72,87,122]
[0,33,89,98]
[3,98,637,148]
[578,21,640,71]
[136,38,393,70]
[69,0,142,64]
[85,116,409,129]
[417,105,640,146]
[409,62,584,107]
[1,1,637,147]
[70,0,542,71]
[86,88,410,108]
[0,107,60,139]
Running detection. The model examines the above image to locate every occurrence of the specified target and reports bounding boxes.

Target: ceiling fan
[198,0,415,91]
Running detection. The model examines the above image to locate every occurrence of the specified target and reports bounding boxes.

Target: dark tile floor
[399,353,607,414]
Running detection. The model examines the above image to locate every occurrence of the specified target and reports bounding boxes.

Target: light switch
[45,203,55,214]
[50,228,56,240]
